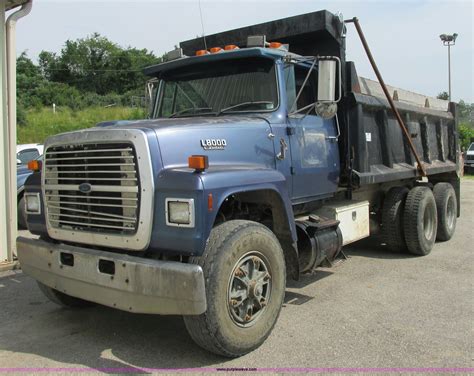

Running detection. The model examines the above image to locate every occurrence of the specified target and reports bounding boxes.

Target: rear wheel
[403,187,438,256]
[382,186,409,251]
[37,282,95,308]
[433,183,457,241]
[183,220,286,357]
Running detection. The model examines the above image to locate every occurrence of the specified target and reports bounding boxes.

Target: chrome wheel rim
[227,252,271,327]
[423,204,435,240]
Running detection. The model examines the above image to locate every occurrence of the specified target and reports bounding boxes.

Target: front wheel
[37,282,95,308]
[183,220,286,357]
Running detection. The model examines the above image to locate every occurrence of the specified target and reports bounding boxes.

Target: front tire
[18,195,27,229]
[403,187,438,256]
[183,220,286,357]
[37,282,95,308]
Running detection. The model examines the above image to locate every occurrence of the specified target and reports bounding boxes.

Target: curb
[0,261,20,272]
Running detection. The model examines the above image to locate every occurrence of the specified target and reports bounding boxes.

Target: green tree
[437,91,449,100]
[38,33,160,96]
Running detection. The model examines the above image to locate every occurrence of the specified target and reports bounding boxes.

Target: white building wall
[0,1,11,263]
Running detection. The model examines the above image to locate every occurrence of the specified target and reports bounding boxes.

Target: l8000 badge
[200,139,227,150]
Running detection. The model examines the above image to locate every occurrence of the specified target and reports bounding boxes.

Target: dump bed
[343,63,458,186]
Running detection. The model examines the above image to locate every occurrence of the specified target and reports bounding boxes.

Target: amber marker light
[269,42,282,49]
[27,160,42,172]
[224,45,239,50]
[188,155,209,172]
[209,47,223,53]
[195,49,209,56]
[208,193,213,212]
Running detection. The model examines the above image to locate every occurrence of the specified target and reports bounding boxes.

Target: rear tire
[382,186,409,251]
[403,187,438,256]
[37,282,95,308]
[183,220,286,357]
[433,183,457,241]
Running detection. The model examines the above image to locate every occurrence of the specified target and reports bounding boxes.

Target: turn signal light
[207,193,213,212]
[224,44,239,50]
[188,155,209,172]
[209,47,222,53]
[195,49,209,56]
[27,160,42,172]
[269,42,282,49]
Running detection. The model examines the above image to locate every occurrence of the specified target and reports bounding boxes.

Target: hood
[17,164,31,176]
[98,116,277,171]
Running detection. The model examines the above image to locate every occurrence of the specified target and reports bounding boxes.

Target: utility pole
[439,33,458,101]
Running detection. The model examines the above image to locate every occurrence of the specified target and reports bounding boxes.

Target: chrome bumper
[17,236,206,315]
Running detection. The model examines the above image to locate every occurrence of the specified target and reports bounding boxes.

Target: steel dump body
[344,68,457,186]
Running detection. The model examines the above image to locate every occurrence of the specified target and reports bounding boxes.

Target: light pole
[439,33,458,101]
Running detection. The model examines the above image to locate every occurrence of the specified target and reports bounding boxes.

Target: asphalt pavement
[0,180,472,373]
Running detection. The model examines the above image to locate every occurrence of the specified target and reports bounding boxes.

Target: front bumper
[17,237,206,315]
[464,160,474,167]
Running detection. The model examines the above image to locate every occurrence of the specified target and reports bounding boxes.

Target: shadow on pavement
[344,237,417,260]
[0,272,223,372]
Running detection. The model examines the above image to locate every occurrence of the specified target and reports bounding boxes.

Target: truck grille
[44,143,139,235]
[467,155,474,161]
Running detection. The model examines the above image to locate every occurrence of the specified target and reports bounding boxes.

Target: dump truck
[18,10,461,357]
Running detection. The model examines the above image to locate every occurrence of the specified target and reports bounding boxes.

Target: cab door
[285,64,340,202]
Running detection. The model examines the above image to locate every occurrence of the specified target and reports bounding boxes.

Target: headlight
[165,198,195,227]
[25,192,41,214]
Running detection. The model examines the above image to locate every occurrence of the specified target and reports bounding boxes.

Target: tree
[437,91,449,100]
[38,33,160,96]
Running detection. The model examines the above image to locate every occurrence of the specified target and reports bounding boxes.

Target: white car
[16,143,43,165]
[465,143,474,172]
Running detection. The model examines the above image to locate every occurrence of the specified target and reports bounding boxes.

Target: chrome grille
[467,155,474,161]
[44,143,139,235]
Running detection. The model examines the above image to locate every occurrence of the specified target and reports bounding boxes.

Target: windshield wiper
[216,101,274,116]
[169,107,213,118]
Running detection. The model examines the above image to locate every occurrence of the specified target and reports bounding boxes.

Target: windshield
[153,57,278,118]
[469,143,474,151]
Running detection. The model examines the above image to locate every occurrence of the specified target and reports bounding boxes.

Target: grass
[17,106,147,144]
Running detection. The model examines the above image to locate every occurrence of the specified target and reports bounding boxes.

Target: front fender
[200,166,296,246]
[149,166,296,257]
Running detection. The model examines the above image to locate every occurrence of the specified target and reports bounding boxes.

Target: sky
[9,0,474,102]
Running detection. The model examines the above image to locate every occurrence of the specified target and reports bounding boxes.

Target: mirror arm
[289,101,317,116]
[326,114,341,142]
[289,58,317,113]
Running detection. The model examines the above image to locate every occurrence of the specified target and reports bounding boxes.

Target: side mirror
[318,60,336,101]
[316,57,342,119]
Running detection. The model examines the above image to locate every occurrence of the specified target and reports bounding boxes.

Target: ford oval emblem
[78,182,92,194]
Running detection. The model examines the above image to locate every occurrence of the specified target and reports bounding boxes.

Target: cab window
[285,64,318,114]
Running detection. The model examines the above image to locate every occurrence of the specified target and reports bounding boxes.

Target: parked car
[464,143,474,173]
[17,155,42,228]
[17,143,43,165]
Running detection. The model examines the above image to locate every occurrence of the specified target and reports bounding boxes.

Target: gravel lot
[0,180,472,372]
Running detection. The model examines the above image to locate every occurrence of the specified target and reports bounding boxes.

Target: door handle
[277,138,288,160]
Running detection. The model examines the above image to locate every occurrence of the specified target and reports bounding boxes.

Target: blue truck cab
[18,10,460,357]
